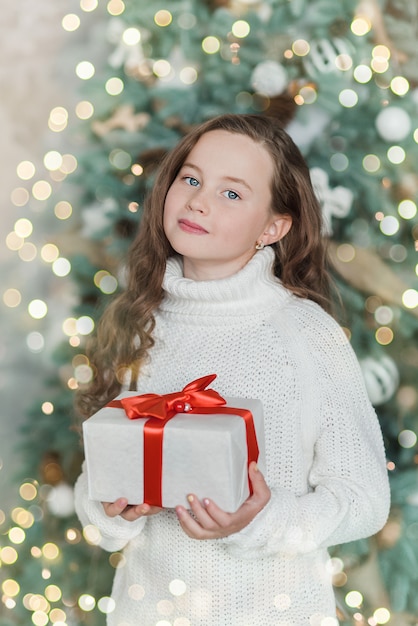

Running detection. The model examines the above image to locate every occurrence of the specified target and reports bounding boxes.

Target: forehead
[185,130,274,182]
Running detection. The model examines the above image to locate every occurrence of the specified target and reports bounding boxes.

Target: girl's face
[163,130,291,280]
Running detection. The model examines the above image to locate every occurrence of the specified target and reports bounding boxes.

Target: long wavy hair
[76,113,331,419]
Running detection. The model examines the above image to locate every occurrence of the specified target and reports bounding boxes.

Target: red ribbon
[107,374,259,506]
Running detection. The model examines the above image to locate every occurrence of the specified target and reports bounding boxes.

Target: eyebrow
[181,162,252,192]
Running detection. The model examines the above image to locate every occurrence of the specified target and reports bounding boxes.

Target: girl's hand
[175,462,271,539]
[102,499,162,521]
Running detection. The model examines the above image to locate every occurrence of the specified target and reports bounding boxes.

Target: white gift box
[82,392,265,512]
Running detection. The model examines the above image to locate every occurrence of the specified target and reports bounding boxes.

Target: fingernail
[187,494,194,503]
[253,463,259,472]
[203,498,210,507]
[140,506,148,514]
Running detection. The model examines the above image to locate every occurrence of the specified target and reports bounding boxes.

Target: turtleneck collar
[160,247,291,317]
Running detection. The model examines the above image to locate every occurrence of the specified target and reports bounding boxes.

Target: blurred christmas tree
[1,0,418,624]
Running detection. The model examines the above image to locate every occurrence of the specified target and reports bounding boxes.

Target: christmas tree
[1,0,418,624]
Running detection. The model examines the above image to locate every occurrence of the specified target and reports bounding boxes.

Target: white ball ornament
[375,106,412,142]
[251,60,288,97]
[47,482,76,518]
[360,355,399,406]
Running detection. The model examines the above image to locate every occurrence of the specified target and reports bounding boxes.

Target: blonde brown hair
[77,113,331,418]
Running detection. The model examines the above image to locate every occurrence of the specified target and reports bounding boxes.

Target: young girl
[74,113,390,626]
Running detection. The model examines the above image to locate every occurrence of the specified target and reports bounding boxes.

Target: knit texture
[74,247,390,626]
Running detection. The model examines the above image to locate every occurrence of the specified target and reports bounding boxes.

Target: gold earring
[255,241,265,250]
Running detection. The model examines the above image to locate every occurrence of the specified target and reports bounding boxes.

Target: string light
[105,76,124,95]
[107,0,125,16]
[292,39,310,56]
[338,88,358,108]
[17,160,36,180]
[48,107,68,132]
[75,99,94,119]
[231,20,250,38]
[154,10,172,27]
[354,64,372,83]
[11,186,30,206]
[54,200,72,220]
[391,75,409,95]
[202,36,220,54]
[62,13,81,32]
[75,61,95,80]
[3,288,22,308]
[123,27,141,45]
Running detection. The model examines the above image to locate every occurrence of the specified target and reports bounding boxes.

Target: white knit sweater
[74,247,390,626]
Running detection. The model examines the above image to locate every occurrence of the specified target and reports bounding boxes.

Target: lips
[178,218,209,234]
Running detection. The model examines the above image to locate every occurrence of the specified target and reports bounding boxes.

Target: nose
[187,187,209,214]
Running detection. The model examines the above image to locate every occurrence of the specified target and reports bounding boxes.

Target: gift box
[82,375,265,512]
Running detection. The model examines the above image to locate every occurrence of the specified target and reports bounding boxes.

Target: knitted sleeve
[222,303,391,558]
[74,462,147,552]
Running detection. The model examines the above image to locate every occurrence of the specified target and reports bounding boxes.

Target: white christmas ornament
[47,482,75,517]
[310,167,353,235]
[375,106,412,142]
[251,60,288,97]
[287,106,331,150]
[407,491,418,506]
[360,355,399,406]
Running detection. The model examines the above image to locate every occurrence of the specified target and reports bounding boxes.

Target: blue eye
[184,176,199,187]
[224,190,240,200]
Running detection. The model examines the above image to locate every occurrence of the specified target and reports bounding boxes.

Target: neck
[182,251,258,281]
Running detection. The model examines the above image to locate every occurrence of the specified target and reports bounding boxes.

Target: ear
[260,214,292,246]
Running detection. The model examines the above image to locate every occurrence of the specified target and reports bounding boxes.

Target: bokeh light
[232,20,250,38]
[202,36,220,54]
[123,27,141,45]
[76,61,95,80]
[62,13,80,31]
[154,10,172,27]
[17,160,35,180]
[3,288,21,308]
[391,76,409,96]
[76,100,94,119]
[351,16,371,36]
[345,590,363,608]
[80,0,98,12]
[26,332,45,353]
[107,0,125,16]
[28,299,48,319]
[78,594,96,611]
[48,107,68,132]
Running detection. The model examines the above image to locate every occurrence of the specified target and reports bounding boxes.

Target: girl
[74,114,390,626]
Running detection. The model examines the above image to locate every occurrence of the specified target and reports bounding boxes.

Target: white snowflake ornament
[81,198,118,238]
[303,37,353,76]
[310,167,353,235]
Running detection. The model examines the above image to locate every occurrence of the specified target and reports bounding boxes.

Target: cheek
[163,190,176,223]
[164,186,183,215]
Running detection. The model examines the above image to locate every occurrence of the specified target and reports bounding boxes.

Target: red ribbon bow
[107,374,259,507]
[108,374,226,420]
